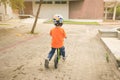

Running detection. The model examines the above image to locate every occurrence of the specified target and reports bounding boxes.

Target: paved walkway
[0,20,120,80]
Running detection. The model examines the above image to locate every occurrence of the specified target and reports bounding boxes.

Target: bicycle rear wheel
[54,55,58,69]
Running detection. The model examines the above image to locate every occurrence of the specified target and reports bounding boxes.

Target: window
[43,1,52,4]
[55,1,67,4]
[47,1,52,4]
[61,1,67,4]
[35,1,52,4]
[35,1,39,4]
[55,1,61,4]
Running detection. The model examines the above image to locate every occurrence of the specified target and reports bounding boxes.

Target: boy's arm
[63,29,67,38]
[50,29,52,36]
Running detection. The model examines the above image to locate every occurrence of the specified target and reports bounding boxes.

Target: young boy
[45,15,66,68]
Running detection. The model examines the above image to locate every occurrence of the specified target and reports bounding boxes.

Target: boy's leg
[60,46,66,60]
[45,48,56,68]
[45,59,49,68]
[47,48,56,61]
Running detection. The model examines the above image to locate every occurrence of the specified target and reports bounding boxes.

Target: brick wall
[69,0,104,19]
[69,1,83,19]
[24,2,33,15]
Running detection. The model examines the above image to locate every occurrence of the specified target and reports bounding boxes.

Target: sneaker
[45,59,49,68]
[62,57,66,61]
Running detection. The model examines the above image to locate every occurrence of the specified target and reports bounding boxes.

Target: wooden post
[105,7,108,20]
[113,2,118,21]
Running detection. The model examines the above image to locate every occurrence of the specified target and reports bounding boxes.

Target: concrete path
[0,22,120,80]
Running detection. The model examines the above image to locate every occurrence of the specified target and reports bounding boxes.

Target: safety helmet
[53,14,63,26]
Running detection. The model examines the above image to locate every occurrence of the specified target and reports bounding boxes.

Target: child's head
[53,14,63,27]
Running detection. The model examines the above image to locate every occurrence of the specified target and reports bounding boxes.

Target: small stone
[39,68,43,71]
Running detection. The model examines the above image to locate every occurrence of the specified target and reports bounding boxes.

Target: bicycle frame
[57,48,61,61]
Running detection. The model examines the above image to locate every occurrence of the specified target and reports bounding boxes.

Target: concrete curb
[100,37,120,79]
[100,38,119,67]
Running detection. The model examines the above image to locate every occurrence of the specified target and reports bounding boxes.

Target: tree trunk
[104,7,108,20]
[4,4,7,15]
[31,0,43,34]
[113,2,118,21]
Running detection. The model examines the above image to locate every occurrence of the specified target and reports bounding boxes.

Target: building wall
[24,1,33,15]
[69,1,83,19]
[81,0,104,19]
[0,3,13,20]
[69,0,104,19]
[24,0,104,19]
[33,1,69,19]
[0,3,4,14]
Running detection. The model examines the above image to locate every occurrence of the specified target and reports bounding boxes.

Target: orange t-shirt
[50,27,66,48]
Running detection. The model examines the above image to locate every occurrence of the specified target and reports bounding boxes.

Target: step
[98,29,117,37]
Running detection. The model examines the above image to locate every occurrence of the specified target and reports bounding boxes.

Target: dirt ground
[0,20,120,80]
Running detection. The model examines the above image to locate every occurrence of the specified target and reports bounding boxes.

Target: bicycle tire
[54,55,58,69]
